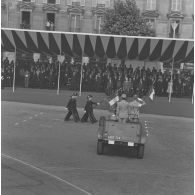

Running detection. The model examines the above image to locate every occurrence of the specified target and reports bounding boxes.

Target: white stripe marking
[29,117,33,119]
[14,123,19,126]
[22,120,27,122]
[40,112,43,115]
[2,153,92,195]
[34,114,38,117]
[53,119,63,121]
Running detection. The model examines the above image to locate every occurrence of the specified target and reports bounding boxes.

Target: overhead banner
[1,29,194,63]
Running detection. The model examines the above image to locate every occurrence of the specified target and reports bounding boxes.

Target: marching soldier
[81,95,100,124]
[64,92,80,122]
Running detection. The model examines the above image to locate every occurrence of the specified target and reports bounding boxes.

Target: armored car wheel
[137,144,144,159]
[97,140,104,155]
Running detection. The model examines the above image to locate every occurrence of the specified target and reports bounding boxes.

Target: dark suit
[81,100,98,123]
[64,98,80,122]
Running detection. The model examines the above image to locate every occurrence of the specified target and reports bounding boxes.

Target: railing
[72,2,80,7]
[45,25,55,31]
[20,23,31,29]
[169,33,180,38]
[97,3,105,8]
[70,27,80,32]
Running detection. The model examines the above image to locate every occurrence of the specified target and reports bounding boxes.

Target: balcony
[20,23,31,29]
[169,33,180,38]
[70,27,80,33]
[72,2,80,7]
[45,25,55,31]
[97,4,105,9]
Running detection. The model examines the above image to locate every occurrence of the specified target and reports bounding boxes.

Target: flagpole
[168,57,174,102]
[13,47,16,93]
[6,1,9,27]
[192,83,194,104]
[57,51,61,95]
[79,53,83,96]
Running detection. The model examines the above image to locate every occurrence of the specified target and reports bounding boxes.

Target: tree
[101,0,155,37]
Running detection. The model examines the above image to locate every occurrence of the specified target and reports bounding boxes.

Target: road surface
[2,101,194,195]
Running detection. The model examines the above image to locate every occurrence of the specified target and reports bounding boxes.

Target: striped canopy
[1,28,194,63]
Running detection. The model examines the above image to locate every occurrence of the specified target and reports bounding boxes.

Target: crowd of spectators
[1,57,194,98]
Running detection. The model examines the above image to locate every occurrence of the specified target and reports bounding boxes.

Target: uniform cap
[87,94,93,98]
[72,92,78,97]
[133,94,138,99]
[121,94,127,99]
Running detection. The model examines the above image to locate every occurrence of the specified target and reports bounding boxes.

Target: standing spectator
[24,70,30,88]
[167,79,173,99]
[162,76,168,96]
[155,77,163,96]
[123,76,130,96]
[50,22,54,31]
[106,76,113,96]
[46,20,50,30]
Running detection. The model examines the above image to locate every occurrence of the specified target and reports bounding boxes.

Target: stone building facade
[1,0,194,39]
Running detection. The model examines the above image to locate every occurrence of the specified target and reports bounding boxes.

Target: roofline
[1,27,194,42]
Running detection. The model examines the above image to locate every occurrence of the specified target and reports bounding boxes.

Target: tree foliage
[101,0,155,37]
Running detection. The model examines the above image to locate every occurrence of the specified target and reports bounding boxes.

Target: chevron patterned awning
[1,29,194,63]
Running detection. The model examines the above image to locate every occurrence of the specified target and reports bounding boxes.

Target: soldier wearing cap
[64,92,80,122]
[116,93,129,123]
[81,95,100,123]
[129,94,146,120]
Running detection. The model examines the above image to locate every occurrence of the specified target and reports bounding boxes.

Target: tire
[97,141,104,155]
[137,144,144,159]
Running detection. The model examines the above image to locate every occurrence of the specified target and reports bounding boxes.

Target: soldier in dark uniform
[64,92,80,122]
[81,95,100,123]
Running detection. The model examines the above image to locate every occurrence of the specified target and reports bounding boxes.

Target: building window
[70,14,80,32]
[67,0,85,6]
[169,20,180,38]
[146,0,156,10]
[92,0,110,8]
[43,0,60,4]
[46,13,55,31]
[48,0,56,3]
[95,15,103,33]
[171,0,182,11]
[21,11,31,29]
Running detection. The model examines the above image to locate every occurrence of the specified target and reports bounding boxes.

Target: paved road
[2,101,194,195]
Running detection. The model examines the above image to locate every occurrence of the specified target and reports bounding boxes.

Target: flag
[109,95,119,106]
[137,98,146,106]
[149,88,155,101]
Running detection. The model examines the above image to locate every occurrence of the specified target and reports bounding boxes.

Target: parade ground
[1,88,194,195]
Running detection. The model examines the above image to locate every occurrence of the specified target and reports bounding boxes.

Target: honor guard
[64,93,80,122]
[81,95,100,124]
